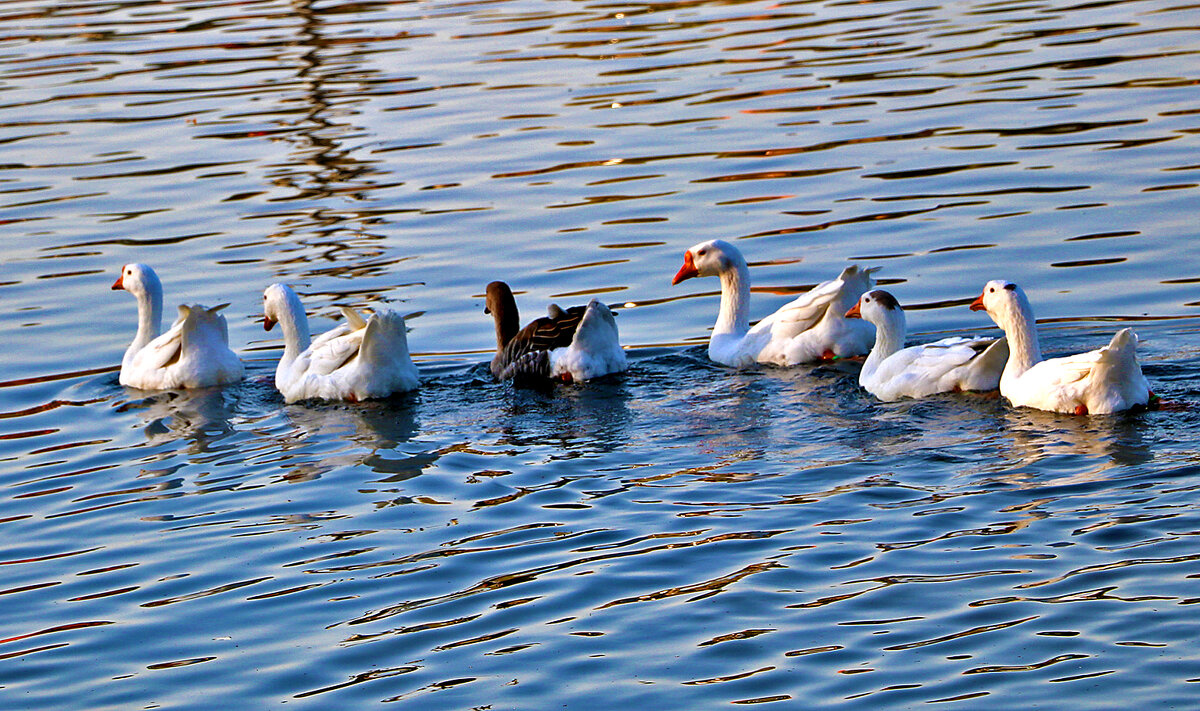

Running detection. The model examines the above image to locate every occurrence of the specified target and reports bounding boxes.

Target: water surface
[2,0,1199,708]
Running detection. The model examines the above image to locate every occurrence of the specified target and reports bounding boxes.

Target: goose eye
[1004,283,1016,291]
[698,249,707,256]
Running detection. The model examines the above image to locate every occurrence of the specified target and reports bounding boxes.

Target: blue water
[1,0,1199,708]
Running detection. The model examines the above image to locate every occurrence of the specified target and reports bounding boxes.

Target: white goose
[970,280,1150,414]
[485,281,626,383]
[846,289,1008,401]
[112,263,244,390]
[671,239,877,367]
[262,283,419,403]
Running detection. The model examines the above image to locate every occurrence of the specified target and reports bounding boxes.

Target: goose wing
[753,265,877,340]
[305,312,366,377]
[499,305,587,365]
[132,310,186,372]
[358,309,410,365]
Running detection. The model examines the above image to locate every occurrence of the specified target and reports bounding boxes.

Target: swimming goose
[262,283,419,403]
[484,281,626,383]
[671,239,877,367]
[846,289,1008,401]
[112,263,244,390]
[970,280,1150,414]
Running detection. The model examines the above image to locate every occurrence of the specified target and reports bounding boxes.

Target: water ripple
[0,0,1199,707]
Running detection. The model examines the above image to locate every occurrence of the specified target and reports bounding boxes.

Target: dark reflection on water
[2,0,1200,707]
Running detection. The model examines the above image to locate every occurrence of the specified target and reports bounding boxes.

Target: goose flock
[111,240,1154,415]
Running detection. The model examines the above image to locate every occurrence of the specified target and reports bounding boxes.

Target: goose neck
[485,283,521,350]
[866,310,906,366]
[277,290,312,364]
[997,299,1041,377]
[131,283,163,353]
[493,306,519,350]
[714,259,751,336]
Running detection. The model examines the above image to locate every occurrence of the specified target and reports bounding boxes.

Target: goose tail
[1089,328,1151,411]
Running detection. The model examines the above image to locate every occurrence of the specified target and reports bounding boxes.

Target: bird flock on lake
[111,238,1154,416]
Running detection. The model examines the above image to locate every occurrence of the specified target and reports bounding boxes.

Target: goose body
[672,239,877,367]
[970,280,1150,415]
[485,281,626,383]
[112,263,244,390]
[847,289,1008,401]
[262,283,419,403]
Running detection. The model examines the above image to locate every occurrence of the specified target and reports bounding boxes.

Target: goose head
[484,281,516,316]
[970,279,1023,319]
[672,239,741,285]
[111,263,161,299]
[262,283,298,332]
[846,289,901,323]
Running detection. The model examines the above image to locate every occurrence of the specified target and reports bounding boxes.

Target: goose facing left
[970,280,1150,415]
[671,239,877,368]
[846,289,1008,401]
[112,263,245,390]
[261,283,419,403]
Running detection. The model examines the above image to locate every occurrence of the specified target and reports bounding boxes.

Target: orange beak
[264,316,276,331]
[111,274,124,291]
[845,299,862,319]
[672,251,698,285]
[969,293,987,312]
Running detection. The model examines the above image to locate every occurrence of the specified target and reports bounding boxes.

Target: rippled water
[2,0,1199,707]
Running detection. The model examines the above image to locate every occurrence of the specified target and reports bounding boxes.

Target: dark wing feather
[498,305,586,366]
[498,349,552,383]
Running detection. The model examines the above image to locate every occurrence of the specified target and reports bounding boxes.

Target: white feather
[972,280,1150,414]
[672,239,876,367]
[114,264,244,390]
[263,283,419,403]
[851,290,1007,401]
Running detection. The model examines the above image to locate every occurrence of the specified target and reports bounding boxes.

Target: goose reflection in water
[274,395,426,484]
[282,397,420,450]
[490,373,634,456]
[114,385,240,451]
[981,406,1155,485]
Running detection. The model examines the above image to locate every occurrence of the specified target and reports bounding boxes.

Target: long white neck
[864,308,906,372]
[127,283,163,362]
[996,297,1041,378]
[714,256,751,337]
[275,289,312,367]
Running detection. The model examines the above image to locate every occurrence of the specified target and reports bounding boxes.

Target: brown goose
[484,281,626,383]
